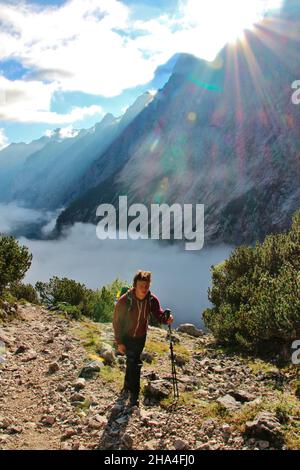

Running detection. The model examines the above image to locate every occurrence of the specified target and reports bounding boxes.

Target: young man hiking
[113,270,174,407]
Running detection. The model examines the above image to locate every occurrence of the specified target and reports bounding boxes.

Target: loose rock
[176,324,204,338]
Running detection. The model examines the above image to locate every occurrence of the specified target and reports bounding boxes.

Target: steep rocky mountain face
[56,2,300,245]
[0,93,154,211]
[8,115,120,211]
[74,92,155,202]
[0,137,50,200]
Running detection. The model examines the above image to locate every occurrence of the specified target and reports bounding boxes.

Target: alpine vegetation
[203,209,300,357]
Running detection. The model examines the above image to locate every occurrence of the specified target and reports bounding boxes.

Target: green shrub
[35,276,93,307]
[35,276,128,322]
[1,290,17,304]
[0,235,32,296]
[203,210,300,354]
[90,278,127,323]
[56,302,82,320]
[10,282,39,304]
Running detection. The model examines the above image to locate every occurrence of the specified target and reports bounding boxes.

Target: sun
[224,0,284,42]
[181,0,284,47]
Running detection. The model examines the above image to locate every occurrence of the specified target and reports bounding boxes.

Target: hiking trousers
[123,335,146,397]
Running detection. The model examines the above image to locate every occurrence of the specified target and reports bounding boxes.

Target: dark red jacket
[113,288,166,344]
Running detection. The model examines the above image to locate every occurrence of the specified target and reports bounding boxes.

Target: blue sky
[0,0,284,147]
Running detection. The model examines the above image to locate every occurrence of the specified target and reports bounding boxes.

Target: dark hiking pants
[123,335,146,397]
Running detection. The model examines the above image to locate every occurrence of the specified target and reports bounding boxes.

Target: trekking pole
[164,310,179,400]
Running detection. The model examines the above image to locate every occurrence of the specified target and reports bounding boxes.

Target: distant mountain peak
[120,92,154,126]
[93,113,117,132]
[100,113,116,125]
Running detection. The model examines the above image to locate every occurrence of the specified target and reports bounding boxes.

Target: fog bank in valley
[0,203,234,327]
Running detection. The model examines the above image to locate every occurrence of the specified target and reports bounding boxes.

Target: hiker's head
[133,270,151,299]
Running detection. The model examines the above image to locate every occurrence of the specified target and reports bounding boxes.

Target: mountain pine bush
[0,234,32,296]
[35,276,127,322]
[91,279,127,323]
[10,282,39,304]
[203,210,300,354]
[35,276,92,307]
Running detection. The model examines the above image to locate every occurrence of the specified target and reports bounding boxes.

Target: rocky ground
[0,303,300,451]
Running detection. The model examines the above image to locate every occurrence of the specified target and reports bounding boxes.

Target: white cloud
[44,126,80,139]
[0,0,158,122]
[179,0,283,46]
[0,0,156,97]
[0,202,56,234]
[0,0,283,124]
[0,75,103,123]
[58,126,80,139]
[133,0,283,63]
[0,128,9,150]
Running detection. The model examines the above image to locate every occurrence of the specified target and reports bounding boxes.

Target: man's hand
[163,309,174,325]
[117,344,126,355]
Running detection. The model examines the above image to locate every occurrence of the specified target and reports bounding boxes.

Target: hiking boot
[129,393,139,407]
[120,388,130,400]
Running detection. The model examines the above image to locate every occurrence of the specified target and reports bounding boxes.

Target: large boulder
[144,380,172,400]
[228,390,256,403]
[141,351,155,364]
[73,378,86,391]
[70,392,85,403]
[0,331,15,348]
[79,360,104,379]
[97,343,116,366]
[217,394,241,411]
[174,354,188,366]
[21,350,38,362]
[244,412,284,448]
[0,300,18,318]
[48,362,59,374]
[176,324,204,338]
[166,332,180,344]
[14,345,29,355]
[0,341,5,365]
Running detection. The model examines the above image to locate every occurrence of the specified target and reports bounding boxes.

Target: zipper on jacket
[133,298,144,337]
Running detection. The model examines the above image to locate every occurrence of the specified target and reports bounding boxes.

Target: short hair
[133,270,151,286]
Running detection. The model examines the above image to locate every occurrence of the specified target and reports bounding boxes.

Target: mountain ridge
[0,92,155,212]
[55,8,300,245]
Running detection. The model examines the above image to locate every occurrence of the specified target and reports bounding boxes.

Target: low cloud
[0,203,234,326]
[0,76,103,123]
[44,126,80,139]
[0,202,60,236]
[18,219,233,327]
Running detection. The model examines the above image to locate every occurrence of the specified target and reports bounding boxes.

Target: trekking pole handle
[163,309,172,321]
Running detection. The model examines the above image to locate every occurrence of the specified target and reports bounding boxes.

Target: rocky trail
[0,304,299,450]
